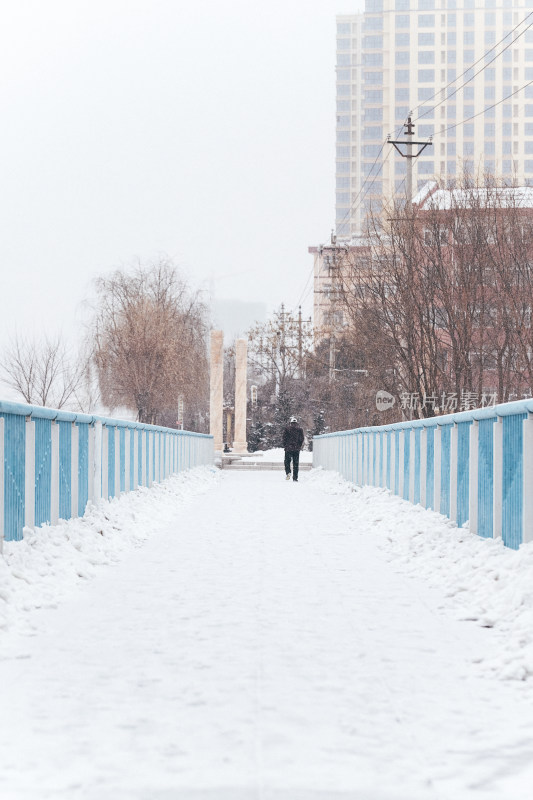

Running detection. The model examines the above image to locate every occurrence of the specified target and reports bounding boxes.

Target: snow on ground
[258,447,313,462]
[1,467,533,798]
[309,468,533,682]
[0,467,220,635]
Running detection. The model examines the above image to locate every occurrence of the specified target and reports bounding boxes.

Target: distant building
[336,1,533,239]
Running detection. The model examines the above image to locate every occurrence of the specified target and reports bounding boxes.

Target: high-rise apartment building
[336,0,533,238]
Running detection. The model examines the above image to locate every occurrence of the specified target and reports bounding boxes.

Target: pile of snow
[0,466,220,635]
[258,447,313,463]
[308,468,533,681]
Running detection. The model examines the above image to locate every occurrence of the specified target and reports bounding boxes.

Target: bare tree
[90,258,209,425]
[1,334,84,409]
[338,178,533,419]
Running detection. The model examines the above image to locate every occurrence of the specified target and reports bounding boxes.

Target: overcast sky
[0,0,362,354]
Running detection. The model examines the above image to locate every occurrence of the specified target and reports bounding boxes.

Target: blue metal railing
[313,399,533,550]
[0,400,214,545]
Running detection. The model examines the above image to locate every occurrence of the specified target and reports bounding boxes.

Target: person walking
[282,416,305,482]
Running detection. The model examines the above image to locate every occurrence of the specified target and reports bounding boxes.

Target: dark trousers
[284,450,300,480]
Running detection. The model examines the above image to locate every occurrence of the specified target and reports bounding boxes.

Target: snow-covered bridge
[2,464,533,799]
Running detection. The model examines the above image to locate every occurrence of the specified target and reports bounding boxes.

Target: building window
[363,126,382,139]
[364,89,383,102]
[418,69,435,82]
[463,123,474,137]
[448,161,457,174]
[418,105,434,118]
[396,106,410,120]
[336,69,351,81]
[337,115,350,127]
[337,131,350,142]
[395,33,410,46]
[337,23,351,34]
[336,146,350,158]
[364,16,383,30]
[448,13,456,25]
[337,85,351,96]
[525,161,533,172]
[485,141,495,155]
[502,141,512,155]
[364,107,383,121]
[485,31,496,45]
[395,14,410,27]
[336,177,350,188]
[502,160,512,174]
[418,32,434,46]
[418,14,435,26]
[447,142,456,155]
[395,70,410,82]
[418,87,433,100]
[363,53,383,66]
[362,144,382,157]
[337,54,351,66]
[526,105,533,117]
[418,51,435,64]
[448,51,456,63]
[418,161,435,174]
[337,100,350,112]
[503,104,512,118]
[463,142,474,156]
[463,104,474,118]
[336,161,350,173]
[463,12,474,25]
[463,49,474,63]
[419,124,434,137]
[337,38,351,50]
[363,71,382,84]
[447,68,456,81]
[525,142,533,154]
[485,86,495,101]
[419,0,434,8]
[363,35,384,49]
[395,87,410,101]
[396,51,410,64]
[448,105,456,118]
[526,50,533,61]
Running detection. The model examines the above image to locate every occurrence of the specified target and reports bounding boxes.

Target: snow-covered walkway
[1,468,533,799]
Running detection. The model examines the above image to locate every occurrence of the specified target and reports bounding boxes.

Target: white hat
[290,416,298,423]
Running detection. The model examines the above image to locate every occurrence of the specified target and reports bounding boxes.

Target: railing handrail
[314,397,533,439]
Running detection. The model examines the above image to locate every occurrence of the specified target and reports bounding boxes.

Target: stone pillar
[210,330,224,452]
[233,338,248,453]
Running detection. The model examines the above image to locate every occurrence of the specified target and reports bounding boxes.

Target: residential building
[336,0,533,239]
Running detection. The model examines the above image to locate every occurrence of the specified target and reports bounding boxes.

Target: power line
[433,78,533,138]
[412,11,533,124]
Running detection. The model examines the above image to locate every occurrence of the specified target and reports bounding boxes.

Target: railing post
[493,416,503,539]
[398,431,405,497]
[523,413,533,543]
[92,420,102,503]
[420,427,427,507]
[71,421,79,519]
[25,417,35,532]
[434,425,441,514]
[0,418,4,553]
[50,420,60,525]
[409,428,416,502]
[469,420,479,536]
[450,422,458,522]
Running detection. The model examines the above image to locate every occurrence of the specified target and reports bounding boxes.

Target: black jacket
[282,424,304,451]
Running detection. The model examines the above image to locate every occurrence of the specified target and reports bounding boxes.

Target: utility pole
[388,116,432,211]
[329,335,336,383]
[298,305,303,378]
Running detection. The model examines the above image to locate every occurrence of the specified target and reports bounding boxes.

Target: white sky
[0,0,363,353]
